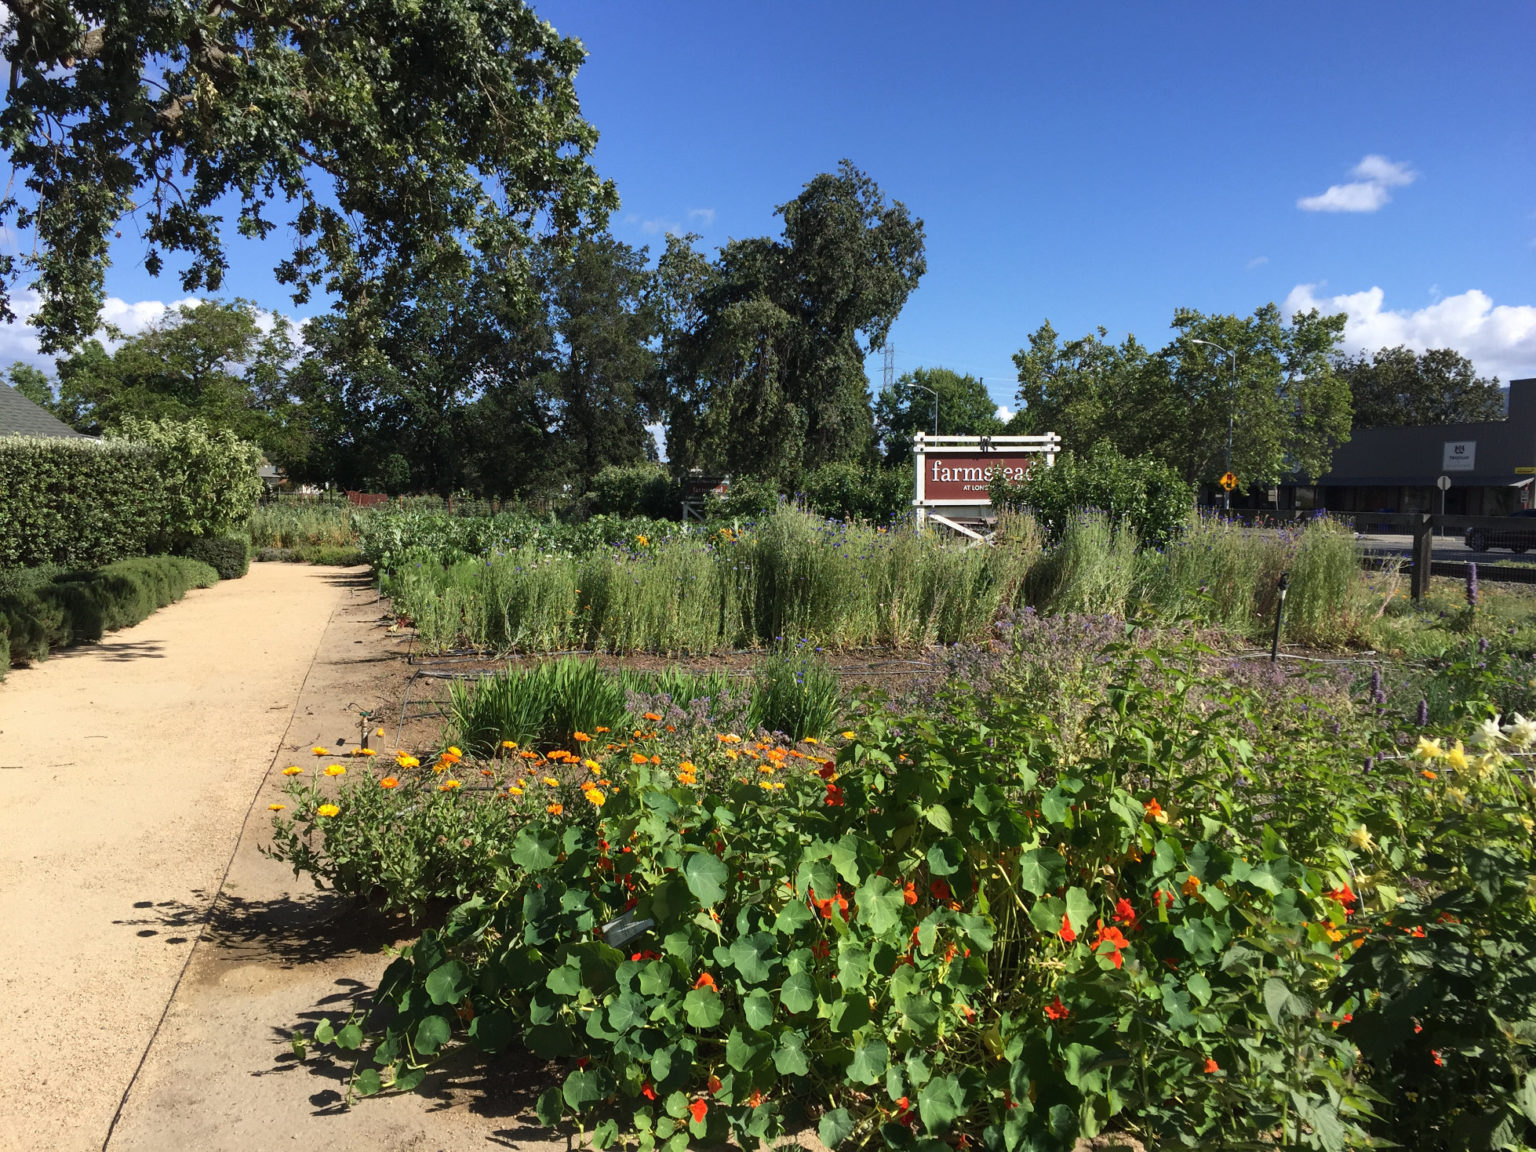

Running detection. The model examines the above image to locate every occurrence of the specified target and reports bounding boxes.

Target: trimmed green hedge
[0,438,166,567]
[0,555,219,677]
[185,535,250,580]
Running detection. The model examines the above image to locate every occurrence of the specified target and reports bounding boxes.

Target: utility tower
[882,345,894,392]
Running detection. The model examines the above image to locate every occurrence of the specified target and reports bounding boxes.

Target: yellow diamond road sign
[1219,472,1238,491]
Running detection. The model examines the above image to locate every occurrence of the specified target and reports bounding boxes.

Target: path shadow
[38,639,167,663]
[117,890,415,965]
[266,984,559,1131]
[317,570,375,591]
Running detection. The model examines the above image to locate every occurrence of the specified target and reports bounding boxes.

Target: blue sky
[6,1,1535,412]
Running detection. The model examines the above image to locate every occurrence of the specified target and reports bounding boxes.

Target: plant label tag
[601,909,655,948]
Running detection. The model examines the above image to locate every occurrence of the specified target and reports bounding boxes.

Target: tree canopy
[657,161,925,484]
[1335,345,1504,428]
[873,366,1002,464]
[1010,305,1353,487]
[0,0,617,351]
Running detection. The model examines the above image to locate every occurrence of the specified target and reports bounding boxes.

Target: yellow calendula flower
[269,803,286,811]
[508,785,524,796]
[583,788,606,807]
[543,776,560,788]
[357,748,377,757]
[282,766,303,776]
[1349,825,1375,852]
[447,746,463,757]
[439,780,462,791]
[501,740,519,750]
[841,731,856,740]
[584,759,602,772]
[324,764,347,777]
[679,760,696,773]
[376,727,385,738]
[317,803,340,818]
[397,753,420,769]
[312,746,329,756]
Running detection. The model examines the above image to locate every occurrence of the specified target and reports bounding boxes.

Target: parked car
[1465,509,1536,553]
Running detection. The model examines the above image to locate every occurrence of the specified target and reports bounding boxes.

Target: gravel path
[0,564,354,1152]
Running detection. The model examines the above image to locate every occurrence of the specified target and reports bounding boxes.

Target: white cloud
[1297,154,1417,213]
[995,405,1014,422]
[1285,282,1536,382]
[688,208,716,228]
[638,217,682,237]
[1246,256,1270,269]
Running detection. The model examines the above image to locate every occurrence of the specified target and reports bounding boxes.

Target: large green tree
[1335,345,1504,428]
[47,298,305,460]
[5,362,56,410]
[657,162,926,483]
[1011,304,1353,487]
[0,0,616,351]
[873,366,1003,464]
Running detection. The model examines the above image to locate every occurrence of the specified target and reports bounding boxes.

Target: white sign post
[912,432,1061,538]
[1442,441,1476,472]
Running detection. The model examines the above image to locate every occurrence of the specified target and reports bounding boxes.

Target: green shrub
[800,461,911,523]
[0,437,165,567]
[993,441,1193,547]
[112,416,263,548]
[185,535,250,579]
[708,475,781,521]
[0,555,218,666]
[589,464,681,520]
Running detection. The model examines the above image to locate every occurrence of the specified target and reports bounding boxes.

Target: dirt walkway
[0,565,356,1151]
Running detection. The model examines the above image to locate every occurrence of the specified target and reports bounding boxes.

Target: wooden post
[1411,514,1434,602]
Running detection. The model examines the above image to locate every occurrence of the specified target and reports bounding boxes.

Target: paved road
[1355,531,1536,567]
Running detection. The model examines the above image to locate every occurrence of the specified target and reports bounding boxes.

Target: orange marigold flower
[546,803,563,815]
[1044,996,1069,1021]
[1422,769,1438,780]
[508,785,524,795]
[1203,1057,1219,1074]
[543,776,560,787]
[631,753,649,765]
[573,732,591,743]
[694,972,716,990]
[380,776,400,789]
[501,740,518,749]
[595,726,610,733]
[689,1099,708,1124]
[643,712,663,722]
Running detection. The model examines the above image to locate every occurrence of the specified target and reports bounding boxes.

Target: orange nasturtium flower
[1044,996,1069,1021]
[317,804,340,818]
[903,881,918,906]
[324,764,347,777]
[1144,797,1168,824]
[1203,1057,1220,1074]
[1181,875,1202,897]
[694,972,717,990]
[1058,913,1077,943]
[379,776,400,789]
[282,766,303,776]
[689,1099,708,1124]
[707,1075,723,1094]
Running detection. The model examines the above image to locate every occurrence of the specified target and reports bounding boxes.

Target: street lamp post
[1188,338,1238,512]
[904,381,939,437]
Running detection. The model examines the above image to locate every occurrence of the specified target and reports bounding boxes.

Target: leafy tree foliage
[1011,305,1352,487]
[658,162,925,484]
[873,366,1003,464]
[48,300,303,459]
[1335,345,1504,428]
[1,0,616,351]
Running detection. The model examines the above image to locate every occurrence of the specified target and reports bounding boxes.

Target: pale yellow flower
[1349,825,1375,852]
[1503,713,1536,748]
[1470,717,1503,749]
[1443,741,1468,773]
[1413,736,1444,761]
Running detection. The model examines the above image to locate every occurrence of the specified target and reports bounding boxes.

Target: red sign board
[922,454,1038,501]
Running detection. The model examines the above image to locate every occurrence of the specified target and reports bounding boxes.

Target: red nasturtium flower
[930,879,953,902]
[694,973,716,990]
[689,1099,708,1123]
[1203,1057,1219,1074]
[747,1089,764,1108]
[1058,913,1077,943]
[1044,996,1070,1021]
[1152,888,1174,911]
[1113,897,1139,929]
[641,1082,657,1101]
[707,1075,723,1094]
[1324,885,1358,915]
[824,783,846,807]
[1143,797,1166,822]
[1092,921,1131,968]
[902,881,918,906]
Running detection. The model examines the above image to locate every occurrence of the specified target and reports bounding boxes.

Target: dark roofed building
[1278,376,1536,516]
[0,385,90,439]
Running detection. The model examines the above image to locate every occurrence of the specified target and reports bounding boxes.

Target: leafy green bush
[112,416,263,548]
[707,475,780,521]
[800,461,911,524]
[0,555,218,672]
[185,535,250,579]
[591,464,682,520]
[0,437,165,567]
[993,442,1193,547]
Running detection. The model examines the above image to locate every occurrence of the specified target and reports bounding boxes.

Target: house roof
[0,385,90,438]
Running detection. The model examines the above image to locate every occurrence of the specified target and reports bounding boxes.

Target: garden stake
[1270,572,1289,663]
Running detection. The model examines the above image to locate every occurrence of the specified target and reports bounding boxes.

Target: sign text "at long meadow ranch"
[923,454,1038,500]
